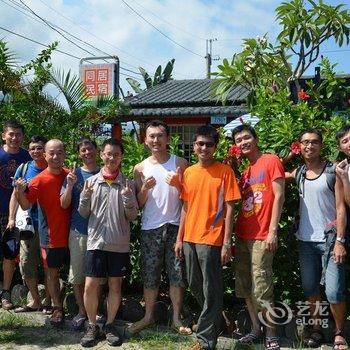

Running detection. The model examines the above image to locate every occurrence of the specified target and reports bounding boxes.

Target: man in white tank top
[129,120,191,335]
[285,128,346,349]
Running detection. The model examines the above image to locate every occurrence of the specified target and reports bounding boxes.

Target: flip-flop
[171,323,193,335]
[49,307,65,327]
[72,313,87,331]
[128,319,155,334]
[14,305,41,313]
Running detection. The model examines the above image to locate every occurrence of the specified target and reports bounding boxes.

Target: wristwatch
[336,237,346,244]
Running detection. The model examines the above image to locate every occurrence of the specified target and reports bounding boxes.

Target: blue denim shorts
[298,229,345,304]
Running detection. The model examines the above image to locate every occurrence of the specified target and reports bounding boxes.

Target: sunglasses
[195,141,215,148]
[300,140,321,146]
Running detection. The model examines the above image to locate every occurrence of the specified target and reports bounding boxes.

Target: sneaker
[104,323,122,347]
[81,323,105,348]
[1,290,14,310]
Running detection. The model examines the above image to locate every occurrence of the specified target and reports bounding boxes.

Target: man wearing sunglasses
[285,128,347,349]
[175,125,240,350]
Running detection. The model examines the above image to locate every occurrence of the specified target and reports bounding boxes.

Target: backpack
[15,162,35,240]
[295,161,336,197]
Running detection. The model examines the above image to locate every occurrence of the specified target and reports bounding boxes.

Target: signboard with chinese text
[80,63,117,98]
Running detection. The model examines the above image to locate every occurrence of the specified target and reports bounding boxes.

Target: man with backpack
[8,136,50,313]
[286,128,347,349]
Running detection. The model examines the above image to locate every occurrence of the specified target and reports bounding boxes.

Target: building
[119,79,249,159]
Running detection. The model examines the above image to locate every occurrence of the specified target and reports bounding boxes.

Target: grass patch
[0,312,37,343]
[128,330,192,349]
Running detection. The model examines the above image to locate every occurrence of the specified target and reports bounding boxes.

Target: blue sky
[1,0,349,97]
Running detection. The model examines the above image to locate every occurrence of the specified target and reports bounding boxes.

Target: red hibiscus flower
[298,89,310,101]
[290,141,301,155]
[229,145,241,157]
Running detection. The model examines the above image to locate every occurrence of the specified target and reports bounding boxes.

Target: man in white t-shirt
[129,120,191,335]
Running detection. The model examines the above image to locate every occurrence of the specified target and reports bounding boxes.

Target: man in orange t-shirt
[15,139,70,327]
[233,125,285,350]
[175,125,240,350]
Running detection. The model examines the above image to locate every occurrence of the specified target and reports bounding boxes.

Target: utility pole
[206,38,218,79]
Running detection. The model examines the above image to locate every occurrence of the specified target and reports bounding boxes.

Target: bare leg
[330,302,347,345]
[84,277,100,324]
[46,268,61,307]
[170,286,183,324]
[307,295,322,330]
[128,288,157,333]
[106,278,122,325]
[2,258,15,290]
[73,283,86,316]
[245,297,261,334]
[25,277,41,308]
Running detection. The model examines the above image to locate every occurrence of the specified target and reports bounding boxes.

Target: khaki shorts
[20,232,41,279]
[68,230,87,284]
[235,237,274,310]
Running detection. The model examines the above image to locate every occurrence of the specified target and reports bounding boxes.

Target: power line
[121,0,203,58]
[131,0,207,41]
[4,0,143,76]
[0,26,144,82]
[35,0,157,71]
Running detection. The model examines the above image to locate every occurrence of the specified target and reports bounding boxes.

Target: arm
[174,201,187,260]
[7,189,19,228]
[285,168,297,182]
[133,163,156,208]
[266,177,285,252]
[78,180,93,218]
[60,171,77,209]
[221,200,235,265]
[334,175,347,264]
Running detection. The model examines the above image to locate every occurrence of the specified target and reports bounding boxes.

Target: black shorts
[85,250,130,278]
[41,247,69,269]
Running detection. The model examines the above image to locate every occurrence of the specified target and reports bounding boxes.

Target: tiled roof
[126,79,249,117]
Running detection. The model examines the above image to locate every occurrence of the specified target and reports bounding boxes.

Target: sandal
[14,305,42,313]
[303,328,323,348]
[71,313,87,331]
[237,332,262,345]
[49,306,65,327]
[334,330,348,350]
[265,336,280,350]
[42,305,53,315]
[171,323,193,335]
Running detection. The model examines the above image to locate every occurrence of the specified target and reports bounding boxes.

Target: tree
[126,58,175,94]
[212,0,350,105]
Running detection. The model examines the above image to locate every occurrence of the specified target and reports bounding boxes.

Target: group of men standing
[0,118,349,350]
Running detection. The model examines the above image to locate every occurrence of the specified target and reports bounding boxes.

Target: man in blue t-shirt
[60,137,100,330]
[0,120,31,310]
[8,136,49,312]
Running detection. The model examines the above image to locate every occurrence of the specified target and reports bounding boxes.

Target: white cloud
[1,0,349,99]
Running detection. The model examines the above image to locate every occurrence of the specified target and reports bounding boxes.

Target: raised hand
[67,163,77,187]
[142,176,156,191]
[121,179,133,196]
[83,180,94,197]
[336,159,349,178]
[165,167,183,189]
[15,178,27,193]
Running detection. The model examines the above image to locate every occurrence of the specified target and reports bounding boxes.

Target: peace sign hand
[67,163,77,187]
[121,179,133,197]
[83,180,94,197]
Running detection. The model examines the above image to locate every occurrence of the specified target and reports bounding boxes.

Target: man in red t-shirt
[15,139,70,327]
[232,125,285,350]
